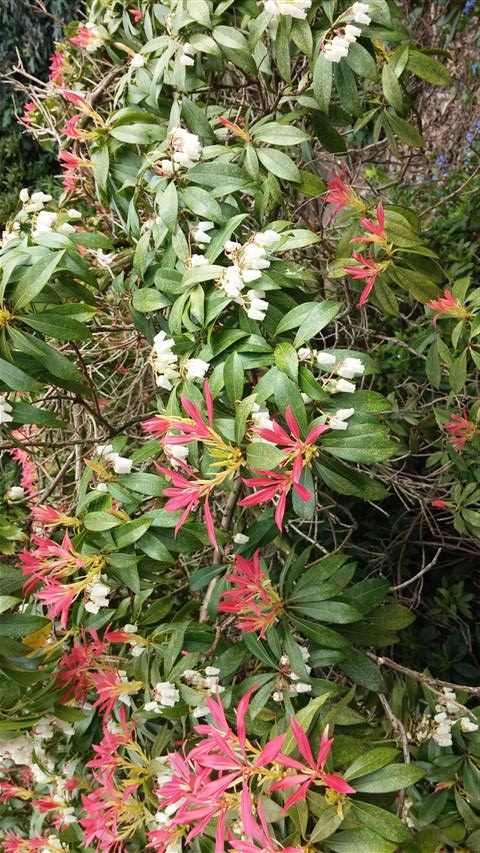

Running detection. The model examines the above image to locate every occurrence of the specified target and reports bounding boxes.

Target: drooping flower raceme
[96,444,133,475]
[263,0,312,19]
[156,126,202,176]
[217,230,281,320]
[149,330,179,389]
[351,1,371,25]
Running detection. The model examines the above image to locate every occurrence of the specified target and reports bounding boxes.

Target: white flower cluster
[84,575,110,614]
[158,126,202,176]
[182,666,224,717]
[122,623,146,657]
[0,394,13,425]
[432,688,478,747]
[328,408,356,430]
[218,230,281,321]
[6,486,25,501]
[298,349,365,394]
[96,443,133,475]
[149,330,209,391]
[16,189,82,239]
[112,670,136,708]
[323,3,371,63]
[264,0,312,20]
[163,434,189,469]
[178,41,196,66]
[191,220,214,244]
[145,681,180,713]
[273,647,312,701]
[0,722,74,789]
[251,401,274,433]
[130,53,145,68]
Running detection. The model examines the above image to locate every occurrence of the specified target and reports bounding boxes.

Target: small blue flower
[466,132,474,142]
[463,0,475,14]
[418,175,425,182]
[431,174,438,181]
[472,63,479,72]
[476,119,480,128]
[436,155,447,166]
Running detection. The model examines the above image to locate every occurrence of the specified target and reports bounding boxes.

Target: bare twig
[370,654,480,696]
[391,548,442,591]
[378,693,410,815]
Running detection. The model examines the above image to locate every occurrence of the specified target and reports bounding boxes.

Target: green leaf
[83,512,123,532]
[20,314,91,341]
[274,373,307,432]
[159,181,178,233]
[345,747,400,781]
[274,14,291,82]
[322,427,396,463]
[132,289,171,312]
[292,601,362,623]
[205,214,248,262]
[224,352,244,403]
[13,251,64,310]
[246,443,286,470]
[120,473,166,497]
[251,122,310,146]
[390,267,440,302]
[311,111,347,154]
[330,390,390,412]
[315,456,387,500]
[327,829,398,853]
[310,806,344,842]
[298,170,327,197]
[339,650,386,691]
[449,350,467,393]
[334,62,362,116]
[426,340,441,389]
[188,162,250,193]
[8,328,87,389]
[112,517,153,548]
[181,186,223,222]
[257,148,300,182]
[346,42,378,80]
[276,302,317,334]
[92,144,109,191]
[181,97,217,143]
[386,114,424,148]
[274,342,298,382]
[106,555,140,593]
[110,123,161,143]
[313,52,333,112]
[10,402,63,428]
[354,763,424,793]
[294,300,341,346]
[381,63,405,112]
[0,358,41,392]
[407,50,453,86]
[0,614,49,638]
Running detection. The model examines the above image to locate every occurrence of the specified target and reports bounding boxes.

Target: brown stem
[199,478,242,623]
[369,653,480,696]
[378,693,410,815]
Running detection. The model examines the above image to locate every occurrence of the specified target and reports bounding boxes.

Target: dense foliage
[0,1,479,852]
